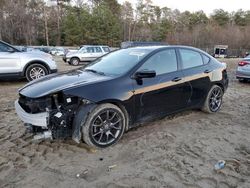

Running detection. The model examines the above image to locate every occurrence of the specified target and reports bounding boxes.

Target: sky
[117,0,250,15]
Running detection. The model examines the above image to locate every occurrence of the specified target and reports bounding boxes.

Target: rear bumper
[15,100,48,128]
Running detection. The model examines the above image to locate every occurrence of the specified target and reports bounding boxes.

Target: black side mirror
[135,70,156,79]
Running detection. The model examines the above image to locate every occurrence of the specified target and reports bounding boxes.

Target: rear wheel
[81,103,126,148]
[25,64,48,81]
[202,85,224,113]
[239,79,247,83]
[70,57,80,66]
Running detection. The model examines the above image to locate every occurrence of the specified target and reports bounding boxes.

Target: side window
[86,47,95,53]
[179,49,203,69]
[102,47,110,52]
[202,54,210,64]
[138,49,178,75]
[0,43,12,52]
[95,47,102,53]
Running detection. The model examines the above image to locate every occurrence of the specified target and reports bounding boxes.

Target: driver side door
[0,42,20,74]
[133,48,192,123]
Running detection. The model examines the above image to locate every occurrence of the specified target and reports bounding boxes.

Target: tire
[80,103,126,148]
[202,85,224,113]
[70,57,80,66]
[25,63,48,81]
[239,79,247,83]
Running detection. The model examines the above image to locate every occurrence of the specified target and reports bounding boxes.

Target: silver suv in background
[64,45,110,66]
[0,40,57,81]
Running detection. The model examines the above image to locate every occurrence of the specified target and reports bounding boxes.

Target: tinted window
[138,49,177,75]
[179,49,203,69]
[84,48,152,76]
[95,47,102,53]
[0,43,12,52]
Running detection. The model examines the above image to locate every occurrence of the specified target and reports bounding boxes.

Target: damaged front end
[15,92,95,142]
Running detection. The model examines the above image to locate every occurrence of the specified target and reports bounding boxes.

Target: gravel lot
[0,57,249,188]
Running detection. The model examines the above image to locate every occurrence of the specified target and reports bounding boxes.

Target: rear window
[179,49,204,69]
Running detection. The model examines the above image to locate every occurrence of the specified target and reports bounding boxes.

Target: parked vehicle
[121,41,168,49]
[236,55,250,82]
[49,47,65,56]
[0,40,57,81]
[35,47,51,54]
[64,45,111,66]
[15,46,228,148]
[213,45,228,58]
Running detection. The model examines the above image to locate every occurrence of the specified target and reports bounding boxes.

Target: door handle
[204,69,212,74]
[172,77,182,82]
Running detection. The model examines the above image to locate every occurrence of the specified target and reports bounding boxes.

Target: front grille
[19,95,51,114]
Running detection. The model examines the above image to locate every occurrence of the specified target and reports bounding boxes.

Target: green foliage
[89,2,121,46]
[62,6,91,45]
[2,0,250,49]
[211,9,230,26]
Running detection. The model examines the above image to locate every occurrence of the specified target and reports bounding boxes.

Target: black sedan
[15,46,228,148]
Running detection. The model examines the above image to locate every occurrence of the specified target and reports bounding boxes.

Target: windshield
[83,48,152,76]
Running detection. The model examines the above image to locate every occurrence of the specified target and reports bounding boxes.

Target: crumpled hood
[19,69,112,98]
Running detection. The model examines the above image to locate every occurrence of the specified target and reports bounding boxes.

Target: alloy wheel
[91,109,123,146]
[29,67,46,80]
[209,87,223,112]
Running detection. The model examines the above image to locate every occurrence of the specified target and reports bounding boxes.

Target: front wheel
[202,85,224,113]
[80,103,126,148]
[25,64,48,81]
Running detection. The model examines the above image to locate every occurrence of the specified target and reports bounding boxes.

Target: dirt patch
[0,57,249,188]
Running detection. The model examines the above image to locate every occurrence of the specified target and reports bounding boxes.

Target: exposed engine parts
[20,92,82,141]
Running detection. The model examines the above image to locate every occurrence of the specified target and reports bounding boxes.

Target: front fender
[72,103,97,143]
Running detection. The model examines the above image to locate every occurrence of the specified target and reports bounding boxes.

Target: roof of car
[80,45,109,47]
[129,45,201,51]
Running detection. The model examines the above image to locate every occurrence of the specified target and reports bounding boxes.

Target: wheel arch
[22,60,50,76]
[214,82,225,92]
[70,56,80,61]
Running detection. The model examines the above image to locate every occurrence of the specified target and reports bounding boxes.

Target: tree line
[1,0,250,49]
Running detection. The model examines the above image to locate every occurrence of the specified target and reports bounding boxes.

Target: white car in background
[0,40,57,81]
[49,47,65,56]
[64,45,111,66]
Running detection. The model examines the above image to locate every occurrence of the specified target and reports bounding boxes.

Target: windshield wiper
[85,69,105,76]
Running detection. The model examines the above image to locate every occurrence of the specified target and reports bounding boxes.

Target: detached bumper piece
[15,100,48,128]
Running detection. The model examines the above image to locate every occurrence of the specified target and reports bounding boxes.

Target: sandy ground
[0,57,249,188]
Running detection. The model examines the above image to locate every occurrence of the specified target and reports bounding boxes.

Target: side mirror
[134,70,156,79]
[7,48,15,53]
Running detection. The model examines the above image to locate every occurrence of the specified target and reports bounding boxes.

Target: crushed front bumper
[15,100,49,128]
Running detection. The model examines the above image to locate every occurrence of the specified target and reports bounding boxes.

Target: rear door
[94,47,104,58]
[178,48,212,107]
[85,47,96,61]
[0,42,21,74]
[133,48,192,122]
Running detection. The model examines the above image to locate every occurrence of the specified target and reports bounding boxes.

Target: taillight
[238,61,250,66]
